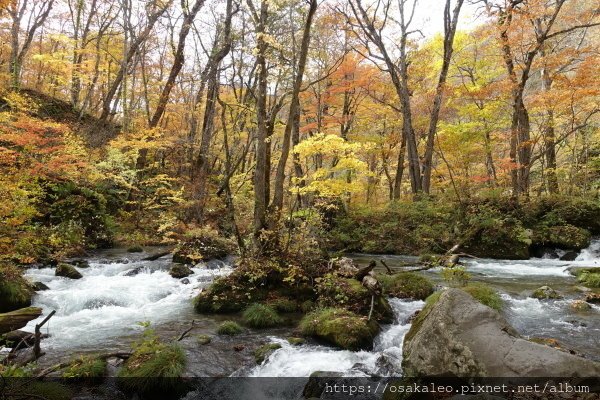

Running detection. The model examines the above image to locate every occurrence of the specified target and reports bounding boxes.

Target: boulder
[377,272,434,300]
[124,266,145,276]
[402,289,600,377]
[31,281,49,291]
[299,308,379,351]
[55,263,83,279]
[0,307,43,334]
[560,251,579,261]
[169,264,193,279]
[254,343,282,364]
[570,300,592,311]
[531,286,562,300]
[71,259,90,268]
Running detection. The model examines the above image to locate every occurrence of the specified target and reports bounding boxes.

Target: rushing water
[20,239,600,376]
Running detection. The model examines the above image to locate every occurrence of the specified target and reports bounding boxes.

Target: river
[22,239,600,377]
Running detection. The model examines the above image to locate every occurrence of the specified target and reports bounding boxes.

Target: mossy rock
[254,343,282,364]
[217,321,243,335]
[0,265,33,312]
[242,304,283,328]
[196,334,212,345]
[172,234,234,264]
[568,267,600,278]
[316,276,394,323]
[169,264,193,279]
[287,337,305,346]
[194,275,268,314]
[55,263,82,279]
[461,283,503,311]
[377,272,434,300]
[127,246,144,253]
[299,308,380,350]
[531,286,563,300]
[531,224,591,251]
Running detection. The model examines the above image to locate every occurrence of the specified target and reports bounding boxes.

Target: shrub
[462,284,503,311]
[217,321,243,335]
[242,304,283,328]
[118,327,187,397]
[268,298,298,313]
[578,272,600,288]
[441,267,471,287]
[378,272,434,300]
[62,356,106,378]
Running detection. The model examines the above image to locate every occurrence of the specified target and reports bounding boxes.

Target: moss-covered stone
[217,321,243,335]
[196,334,212,345]
[461,283,503,311]
[254,343,282,364]
[55,263,82,279]
[287,337,305,346]
[194,274,268,314]
[169,264,193,279]
[577,272,600,288]
[242,303,283,328]
[377,272,434,300]
[127,246,144,253]
[299,308,380,350]
[0,265,33,312]
[403,291,442,345]
[531,286,563,300]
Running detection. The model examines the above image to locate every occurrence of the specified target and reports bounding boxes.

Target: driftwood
[355,260,376,281]
[0,308,42,334]
[176,320,196,341]
[379,260,393,274]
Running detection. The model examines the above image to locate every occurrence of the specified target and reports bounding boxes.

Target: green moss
[578,272,600,288]
[62,355,106,378]
[300,300,315,313]
[254,343,282,364]
[299,308,379,350]
[127,245,144,253]
[461,284,503,311]
[196,334,212,345]
[287,337,305,346]
[378,272,434,300]
[193,274,267,314]
[440,267,471,287]
[0,264,33,312]
[242,303,283,328]
[217,320,243,335]
[404,291,442,345]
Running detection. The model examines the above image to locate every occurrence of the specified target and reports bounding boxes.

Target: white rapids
[249,299,425,377]
[22,254,232,350]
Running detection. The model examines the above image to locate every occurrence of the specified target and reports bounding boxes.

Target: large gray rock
[403,289,600,377]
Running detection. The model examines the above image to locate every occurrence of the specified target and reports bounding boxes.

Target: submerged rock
[169,264,193,279]
[55,263,83,279]
[560,251,579,261]
[402,289,600,377]
[570,299,592,311]
[70,259,90,268]
[531,285,562,299]
[254,343,282,364]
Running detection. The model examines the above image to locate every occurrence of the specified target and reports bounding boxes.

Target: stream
[21,239,600,377]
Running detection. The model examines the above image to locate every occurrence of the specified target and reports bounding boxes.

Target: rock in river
[169,264,193,279]
[530,285,562,299]
[402,289,600,377]
[55,263,83,279]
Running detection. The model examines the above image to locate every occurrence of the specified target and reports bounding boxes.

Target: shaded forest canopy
[0,0,599,263]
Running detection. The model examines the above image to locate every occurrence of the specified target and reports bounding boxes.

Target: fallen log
[355,260,376,281]
[0,307,42,334]
[142,249,173,261]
